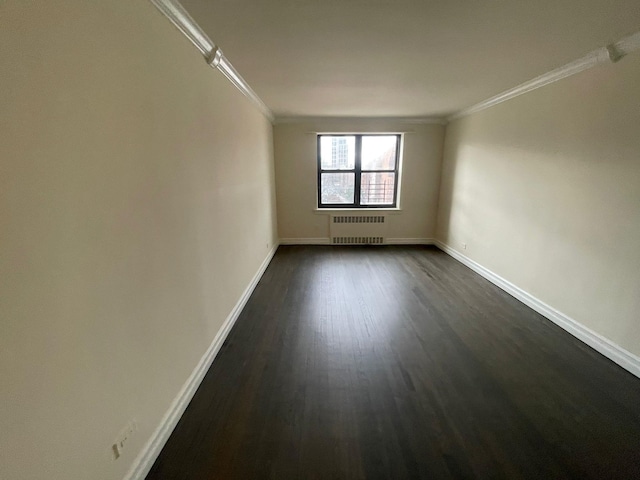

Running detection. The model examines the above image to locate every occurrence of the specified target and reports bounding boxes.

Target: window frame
[316,134,401,209]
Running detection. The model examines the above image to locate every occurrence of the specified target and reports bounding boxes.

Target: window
[317,134,400,208]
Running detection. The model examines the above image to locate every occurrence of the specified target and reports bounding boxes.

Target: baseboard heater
[330,215,388,245]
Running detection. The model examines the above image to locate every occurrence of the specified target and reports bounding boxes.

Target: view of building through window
[331,137,349,169]
[360,136,397,205]
[318,135,399,207]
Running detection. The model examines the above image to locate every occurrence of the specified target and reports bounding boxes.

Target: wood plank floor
[146,245,640,479]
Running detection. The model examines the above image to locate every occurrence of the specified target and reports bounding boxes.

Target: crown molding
[449,30,640,122]
[150,0,274,122]
[216,56,274,121]
[273,116,447,125]
[149,0,639,126]
[149,0,212,55]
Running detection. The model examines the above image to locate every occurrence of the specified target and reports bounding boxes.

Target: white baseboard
[123,244,279,480]
[279,237,331,245]
[434,240,640,379]
[386,238,435,245]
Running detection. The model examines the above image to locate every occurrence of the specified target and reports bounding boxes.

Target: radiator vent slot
[332,236,384,245]
[330,214,387,245]
[333,215,385,224]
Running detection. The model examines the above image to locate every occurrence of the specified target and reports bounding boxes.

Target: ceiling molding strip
[150,0,275,122]
[273,116,447,125]
[449,30,640,122]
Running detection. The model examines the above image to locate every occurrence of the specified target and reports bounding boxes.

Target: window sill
[314,208,402,215]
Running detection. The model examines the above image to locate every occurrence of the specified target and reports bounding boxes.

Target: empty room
[2,0,640,479]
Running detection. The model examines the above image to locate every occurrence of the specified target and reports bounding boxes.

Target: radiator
[330,215,387,245]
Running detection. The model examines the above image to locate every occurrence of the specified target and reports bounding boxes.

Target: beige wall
[274,120,445,241]
[437,54,640,357]
[0,2,277,479]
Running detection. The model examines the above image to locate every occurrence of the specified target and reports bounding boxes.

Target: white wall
[274,119,445,242]
[0,2,277,479]
[437,53,640,359]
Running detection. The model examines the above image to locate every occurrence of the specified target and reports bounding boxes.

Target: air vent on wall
[333,215,385,224]
[332,237,384,245]
[330,214,388,245]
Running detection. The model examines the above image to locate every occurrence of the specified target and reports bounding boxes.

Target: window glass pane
[360,172,395,205]
[321,173,355,204]
[361,136,397,170]
[320,136,355,170]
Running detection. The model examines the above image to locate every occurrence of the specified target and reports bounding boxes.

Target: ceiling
[181,0,640,118]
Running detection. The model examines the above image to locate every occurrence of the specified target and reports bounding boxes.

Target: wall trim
[434,240,640,379]
[386,238,435,245]
[149,0,274,122]
[449,30,640,121]
[123,244,279,480]
[274,116,447,125]
[279,238,331,245]
[313,208,402,215]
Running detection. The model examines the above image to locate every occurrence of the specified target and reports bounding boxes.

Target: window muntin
[317,134,400,208]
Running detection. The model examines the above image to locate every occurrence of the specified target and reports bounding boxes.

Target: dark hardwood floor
[146,245,640,479]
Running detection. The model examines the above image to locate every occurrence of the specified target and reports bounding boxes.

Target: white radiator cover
[330,215,388,244]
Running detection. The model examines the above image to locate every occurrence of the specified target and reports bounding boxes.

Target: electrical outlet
[112,420,137,460]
